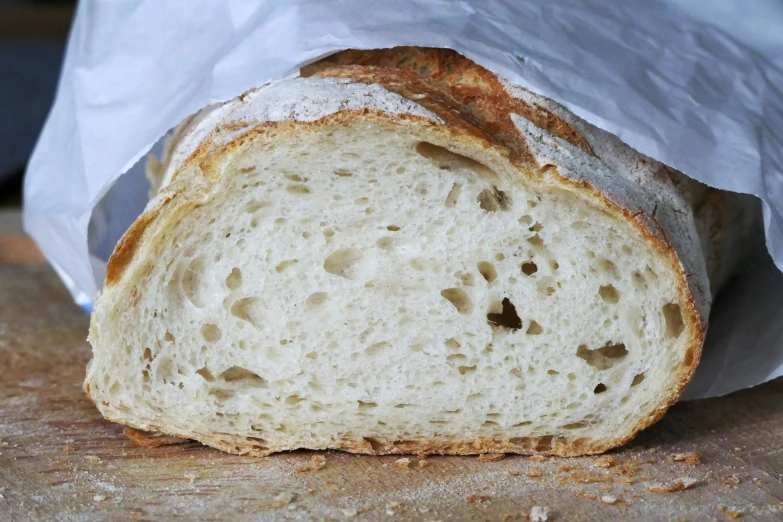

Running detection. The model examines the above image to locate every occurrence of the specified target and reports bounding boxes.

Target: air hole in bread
[663,303,684,339]
[415,142,494,175]
[230,297,264,327]
[487,298,522,330]
[200,323,222,343]
[527,234,544,247]
[334,169,352,177]
[365,342,389,356]
[376,237,394,250]
[445,183,462,208]
[218,366,268,387]
[142,347,153,362]
[521,262,538,276]
[239,166,255,173]
[355,197,369,205]
[444,338,461,349]
[196,367,215,382]
[461,273,475,287]
[594,383,608,394]
[599,284,620,303]
[181,257,205,308]
[357,400,377,410]
[477,262,497,283]
[631,373,645,387]
[477,187,510,212]
[560,422,588,430]
[446,354,468,363]
[526,320,544,335]
[250,218,259,229]
[547,369,559,375]
[536,277,556,296]
[323,228,335,240]
[285,395,304,405]
[323,248,362,278]
[519,215,533,226]
[599,258,619,279]
[683,347,695,367]
[286,184,310,194]
[245,200,269,213]
[285,173,303,182]
[495,253,505,261]
[363,437,383,450]
[387,225,400,231]
[576,342,628,370]
[275,259,298,272]
[459,365,477,376]
[164,330,175,343]
[529,222,543,232]
[306,292,328,307]
[441,288,472,314]
[535,435,554,452]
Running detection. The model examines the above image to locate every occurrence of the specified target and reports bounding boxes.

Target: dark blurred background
[0,0,74,209]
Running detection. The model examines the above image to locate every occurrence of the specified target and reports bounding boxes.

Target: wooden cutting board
[1,229,782,521]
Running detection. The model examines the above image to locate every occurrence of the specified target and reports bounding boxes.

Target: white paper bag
[23,0,783,398]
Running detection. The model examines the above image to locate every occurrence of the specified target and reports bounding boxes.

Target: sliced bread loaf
[85,48,756,456]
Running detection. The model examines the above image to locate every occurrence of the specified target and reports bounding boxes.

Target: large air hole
[526,320,543,335]
[576,342,628,370]
[487,298,522,330]
[275,259,298,272]
[415,142,494,175]
[521,262,538,276]
[306,292,328,307]
[231,297,264,327]
[599,285,620,303]
[477,262,497,283]
[196,367,215,382]
[323,248,362,278]
[594,383,608,394]
[286,184,310,194]
[365,342,389,356]
[441,288,472,314]
[445,183,462,208]
[663,303,684,338]
[200,323,222,343]
[218,366,268,388]
[225,267,242,290]
[631,373,645,387]
[477,187,510,212]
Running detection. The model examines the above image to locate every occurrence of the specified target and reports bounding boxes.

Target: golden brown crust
[123,427,188,448]
[105,193,174,286]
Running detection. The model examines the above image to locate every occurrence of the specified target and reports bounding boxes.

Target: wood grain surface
[1,253,782,521]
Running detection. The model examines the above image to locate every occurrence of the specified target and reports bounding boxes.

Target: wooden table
[1,213,782,521]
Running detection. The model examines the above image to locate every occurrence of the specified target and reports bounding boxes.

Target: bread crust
[87,47,755,457]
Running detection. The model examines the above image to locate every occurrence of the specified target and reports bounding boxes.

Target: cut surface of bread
[86,48,754,456]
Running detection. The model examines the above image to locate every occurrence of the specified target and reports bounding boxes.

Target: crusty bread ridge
[87,47,756,457]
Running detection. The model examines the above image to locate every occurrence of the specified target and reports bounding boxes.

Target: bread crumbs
[340,507,358,519]
[478,453,506,462]
[647,478,699,493]
[726,510,742,519]
[394,457,411,469]
[594,455,616,468]
[672,453,701,466]
[600,494,618,504]
[295,455,327,472]
[466,495,491,502]
[501,514,514,521]
[527,467,543,478]
[529,505,549,521]
[527,455,545,463]
[418,459,429,469]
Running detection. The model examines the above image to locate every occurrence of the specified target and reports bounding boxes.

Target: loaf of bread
[85,48,756,456]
